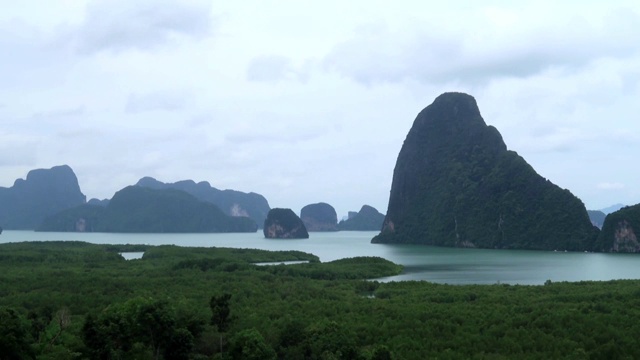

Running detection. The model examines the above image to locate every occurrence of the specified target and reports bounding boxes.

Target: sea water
[2,230,639,285]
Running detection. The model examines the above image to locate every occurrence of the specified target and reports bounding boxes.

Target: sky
[1,0,639,218]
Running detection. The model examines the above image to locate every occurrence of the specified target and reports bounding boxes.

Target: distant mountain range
[599,203,626,214]
[0,166,270,232]
[2,158,638,251]
[587,204,627,229]
[38,186,257,233]
[136,177,270,229]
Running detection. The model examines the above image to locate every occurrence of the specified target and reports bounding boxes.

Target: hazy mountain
[136,177,270,228]
[600,203,626,214]
[587,210,606,229]
[372,92,598,251]
[38,186,257,233]
[0,165,86,229]
[300,202,338,231]
[338,205,384,231]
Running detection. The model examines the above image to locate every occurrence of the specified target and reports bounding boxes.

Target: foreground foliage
[0,241,638,359]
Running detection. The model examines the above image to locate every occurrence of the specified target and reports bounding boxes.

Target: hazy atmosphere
[2,0,639,217]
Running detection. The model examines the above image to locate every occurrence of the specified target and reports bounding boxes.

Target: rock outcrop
[263,208,309,239]
[300,202,338,231]
[594,204,640,252]
[38,186,258,233]
[0,165,86,229]
[372,92,598,251]
[136,177,270,228]
[338,205,385,231]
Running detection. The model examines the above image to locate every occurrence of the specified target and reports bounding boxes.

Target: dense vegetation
[373,92,599,251]
[1,241,639,359]
[594,204,640,252]
[137,177,271,229]
[0,165,86,230]
[37,186,258,233]
[337,205,384,231]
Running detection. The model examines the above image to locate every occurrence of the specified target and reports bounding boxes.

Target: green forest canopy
[0,241,637,359]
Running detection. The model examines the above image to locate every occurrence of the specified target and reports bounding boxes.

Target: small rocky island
[338,205,385,231]
[263,208,309,239]
[300,202,338,231]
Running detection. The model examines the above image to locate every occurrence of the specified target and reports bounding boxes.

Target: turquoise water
[2,230,639,285]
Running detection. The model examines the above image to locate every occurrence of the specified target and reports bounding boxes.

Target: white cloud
[2,0,640,216]
[74,0,214,54]
[246,55,293,83]
[322,3,640,86]
[125,91,189,113]
[597,182,626,190]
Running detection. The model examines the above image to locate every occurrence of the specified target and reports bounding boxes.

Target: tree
[305,320,358,359]
[0,307,35,360]
[210,294,232,332]
[82,297,196,360]
[229,328,276,360]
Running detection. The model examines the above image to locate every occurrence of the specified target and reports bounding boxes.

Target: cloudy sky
[1,0,639,218]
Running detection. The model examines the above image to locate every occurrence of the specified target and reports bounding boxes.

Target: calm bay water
[2,230,640,285]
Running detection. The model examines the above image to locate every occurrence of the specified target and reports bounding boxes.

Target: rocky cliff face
[595,204,640,252]
[300,202,338,231]
[0,165,86,229]
[372,92,598,250]
[136,177,270,228]
[263,208,309,239]
[338,205,385,231]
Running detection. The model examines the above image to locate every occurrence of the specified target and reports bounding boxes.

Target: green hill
[594,204,640,252]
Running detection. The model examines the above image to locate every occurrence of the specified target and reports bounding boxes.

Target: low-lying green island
[0,241,637,359]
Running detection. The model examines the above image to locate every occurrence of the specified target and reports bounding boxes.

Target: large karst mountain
[0,165,86,229]
[372,92,599,251]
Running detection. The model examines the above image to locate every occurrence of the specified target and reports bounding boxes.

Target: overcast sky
[1,0,639,218]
